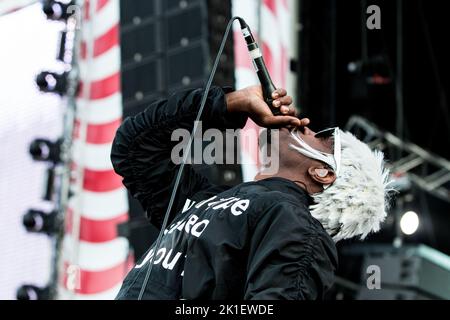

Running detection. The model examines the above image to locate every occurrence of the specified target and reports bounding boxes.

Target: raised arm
[110,87,247,228]
[111,85,303,228]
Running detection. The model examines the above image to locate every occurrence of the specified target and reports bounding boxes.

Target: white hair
[309,130,394,242]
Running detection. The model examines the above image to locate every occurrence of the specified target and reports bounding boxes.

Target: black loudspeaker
[340,244,450,300]
[119,0,241,257]
[120,0,235,115]
[119,0,241,184]
[120,0,209,116]
[356,288,430,300]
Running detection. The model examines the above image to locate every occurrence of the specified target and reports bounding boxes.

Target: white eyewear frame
[290,127,341,176]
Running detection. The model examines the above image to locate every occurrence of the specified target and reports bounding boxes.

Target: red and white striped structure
[232,0,293,181]
[0,0,37,16]
[58,0,130,299]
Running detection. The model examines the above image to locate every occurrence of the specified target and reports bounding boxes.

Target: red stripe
[73,120,80,140]
[84,0,110,20]
[83,1,89,21]
[73,118,121,144]
[90,72,120,100]
[79,72,121,100]
[97,0,110,11]
[83,168,123,192]
[65,209,128,243]
[94,24,119,57]
[80,42,86,60]
[264,0,277,15]
[81,24,119,59]
[70,162,78,185]
[62,260,127,295]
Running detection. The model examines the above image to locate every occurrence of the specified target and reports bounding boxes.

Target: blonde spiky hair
[309,130,393,242]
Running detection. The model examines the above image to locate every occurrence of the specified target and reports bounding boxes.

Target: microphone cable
[137,16,249,300]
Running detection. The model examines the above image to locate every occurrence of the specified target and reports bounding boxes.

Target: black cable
[137,16,245,300]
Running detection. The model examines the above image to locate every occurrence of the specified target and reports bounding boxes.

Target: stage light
[22,209,58,235]
[36,71,68,95]
[29,138,61,163]
[400,211,419,235]
[16,285,50,300]
[42,0,76,21]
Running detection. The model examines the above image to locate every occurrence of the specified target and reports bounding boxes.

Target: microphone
[237,19,281,116]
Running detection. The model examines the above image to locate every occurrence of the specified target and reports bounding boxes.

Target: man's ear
[308,166,336,185]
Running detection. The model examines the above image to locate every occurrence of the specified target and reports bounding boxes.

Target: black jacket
[111,87,338,300]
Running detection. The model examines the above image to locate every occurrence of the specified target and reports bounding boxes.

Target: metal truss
[345,116,450,203]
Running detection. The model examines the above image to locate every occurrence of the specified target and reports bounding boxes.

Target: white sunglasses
[290,127,341,176]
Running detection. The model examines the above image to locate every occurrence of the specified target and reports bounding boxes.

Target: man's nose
[303,127,316,136]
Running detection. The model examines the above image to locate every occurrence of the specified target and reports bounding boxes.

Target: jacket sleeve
[110,86,248,229]
[244,201,338,300]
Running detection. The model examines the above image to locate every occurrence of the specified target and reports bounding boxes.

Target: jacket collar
[255,177,313,206]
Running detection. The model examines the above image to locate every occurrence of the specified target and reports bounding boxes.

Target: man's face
[256,126,338,190]
[258,126,335,175]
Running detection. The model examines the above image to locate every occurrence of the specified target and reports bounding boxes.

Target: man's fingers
[279,106,289,114]
[263,115,301,128]
[262,115,310,128]
[279,105,297,116]
[299,118,310,126]
[272,88,287,99]
[272,96,293,108]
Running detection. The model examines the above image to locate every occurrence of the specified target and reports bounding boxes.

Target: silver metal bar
[384,132,450,172]
[346,116,450,203]
[409,174,450,202]
[50,3,82,300]
[391,155,424,173]
[425,171,450,190]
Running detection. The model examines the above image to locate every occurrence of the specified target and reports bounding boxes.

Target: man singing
[111,86,392,299]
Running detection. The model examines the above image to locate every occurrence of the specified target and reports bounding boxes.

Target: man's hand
[226,85,310,128]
